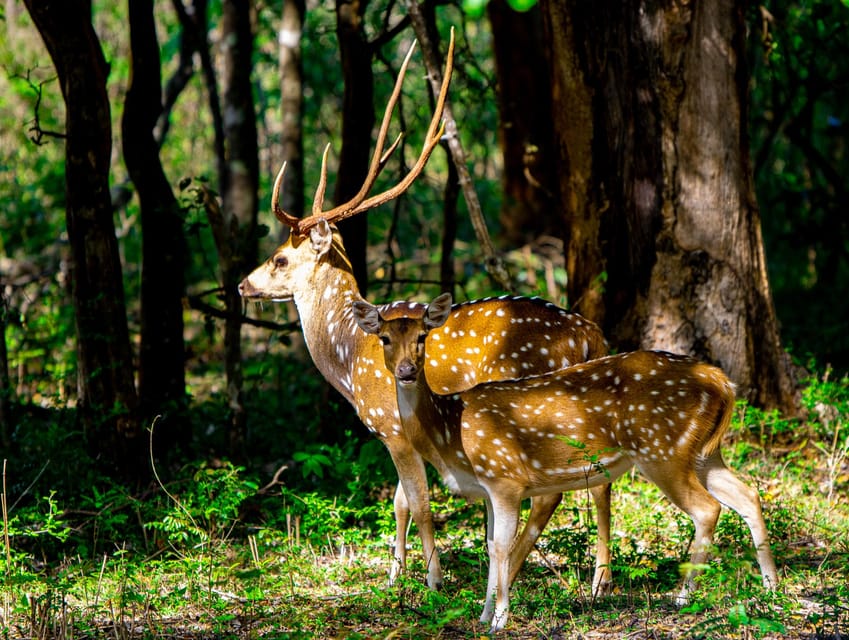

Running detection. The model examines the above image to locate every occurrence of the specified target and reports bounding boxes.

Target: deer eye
[273,254,288,268]
[379,336,390,345]
[417,334,427,346]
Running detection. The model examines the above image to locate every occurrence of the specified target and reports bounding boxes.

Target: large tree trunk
[219,0,259,458]
[487,0,558,246]
[23,0,143,477]
[542,0,797,412]
[334,0,373,293]
[123,0,188,449]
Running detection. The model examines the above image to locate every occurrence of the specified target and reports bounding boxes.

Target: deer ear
[351,300,381,335]
[309,218,333,258]
[424,292,452,331]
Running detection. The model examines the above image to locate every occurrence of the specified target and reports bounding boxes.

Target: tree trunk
[542,0,797,412]
[123,0,188,450]
[0,295,12,449]
[23,0,143,477]
[487,0,559,246]
[219,0,259,458]
[334,0,373,293]
[278,0,306,226]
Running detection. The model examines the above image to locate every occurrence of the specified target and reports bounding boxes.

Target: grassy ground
[3,422,848,639]
[3,354,849,639]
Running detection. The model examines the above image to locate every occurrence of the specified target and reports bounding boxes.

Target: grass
[3,373,849,639]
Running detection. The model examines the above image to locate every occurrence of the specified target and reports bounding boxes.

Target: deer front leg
[480,496,499,625]
[390,484,411,585]
[385,438,443,589]
[590,484,613,597]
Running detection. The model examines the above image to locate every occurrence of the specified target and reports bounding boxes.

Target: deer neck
[292,265,366,404]
[395,376,453,450]
[395,377,484,498]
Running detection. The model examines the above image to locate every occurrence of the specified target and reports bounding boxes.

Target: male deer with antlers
[238,33,613,594]
[353,292,779,631]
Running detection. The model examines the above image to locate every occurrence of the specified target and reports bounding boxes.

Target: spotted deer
[238,32,613,593]
[353,292,779,632]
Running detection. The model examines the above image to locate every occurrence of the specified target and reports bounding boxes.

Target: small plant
[147,461,258,548]
[802,368,849,501]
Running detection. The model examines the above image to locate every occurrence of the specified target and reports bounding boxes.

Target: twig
[8,459,51,512]
[257,464,289,494]
[148,417,201,540]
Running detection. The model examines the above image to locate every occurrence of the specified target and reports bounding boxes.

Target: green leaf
[727,603,750,626]
[461,0,488,18]
[506,0,538,11]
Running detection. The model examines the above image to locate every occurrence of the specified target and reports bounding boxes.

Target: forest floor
[4,445,847,639]
[3,335,849,639]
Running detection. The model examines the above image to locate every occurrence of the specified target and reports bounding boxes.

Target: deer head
[359,294,779,632]
[238,32,453,306]
[353,292,452,386]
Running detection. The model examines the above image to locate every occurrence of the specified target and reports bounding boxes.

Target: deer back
[443,351,734,492]
[380,296,608,395]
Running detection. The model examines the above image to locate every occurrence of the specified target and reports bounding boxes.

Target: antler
[271,28,455,236]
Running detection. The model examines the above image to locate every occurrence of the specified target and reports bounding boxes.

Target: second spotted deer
[353,292,779,632]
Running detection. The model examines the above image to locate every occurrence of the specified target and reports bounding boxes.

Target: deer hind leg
[386,441,443,589]
[590,483,613,597]
[697,451,779,589]
[507,492,562,586]
[641,465,722,606]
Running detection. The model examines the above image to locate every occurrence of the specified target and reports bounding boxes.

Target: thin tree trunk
[123,0,188,449]
[278,0,306,226]
[0,294,12,449]
[334,0,373,293]
[23,0,142,477]
[404,2,512,290]
[488,0,558,246]
[219,0,259,458]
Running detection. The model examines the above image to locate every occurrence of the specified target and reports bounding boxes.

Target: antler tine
[272,161,304,232]
[353,29,454,215]
[299,29,454,235]
[343,29,454,220]
[311,144,332,217]
[307,39,418,228]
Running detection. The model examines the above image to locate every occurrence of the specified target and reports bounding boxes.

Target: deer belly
[441,466,488,499]
[521,452,632,496]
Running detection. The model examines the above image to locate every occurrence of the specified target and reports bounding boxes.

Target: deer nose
[396,360,418,384]
[238,279,252,297]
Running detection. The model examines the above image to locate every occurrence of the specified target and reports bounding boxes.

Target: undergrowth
[2,371,848,638]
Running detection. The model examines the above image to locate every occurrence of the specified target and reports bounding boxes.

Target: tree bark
[334,0,373,292]
[23,0,143,477]
[123,0,188,447]
[219,0,260,458]
[487,0,559,246]
[278,0,306,226]
[542,0,797,412]
[0,295,12,449]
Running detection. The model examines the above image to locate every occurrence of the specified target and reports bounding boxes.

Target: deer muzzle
[396,360,419,385]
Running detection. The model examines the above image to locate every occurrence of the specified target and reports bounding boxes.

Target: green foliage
[749,0,849,371]
[147,461,258,547]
